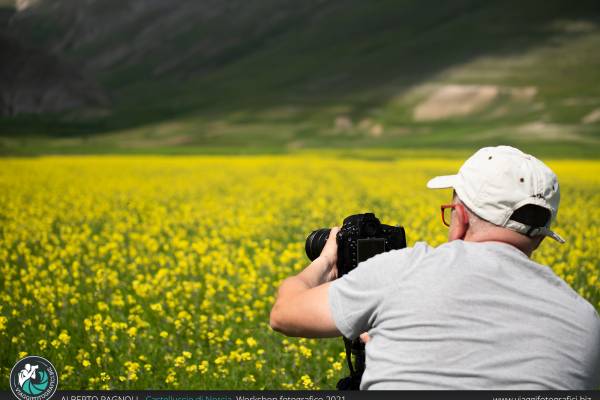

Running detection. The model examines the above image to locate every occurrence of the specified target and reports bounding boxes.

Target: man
[18,364,38,387]
[270,145,600,389]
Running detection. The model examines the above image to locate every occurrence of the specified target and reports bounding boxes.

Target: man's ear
[454,204,469,240]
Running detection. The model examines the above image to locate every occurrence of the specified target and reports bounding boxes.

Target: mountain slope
[1,0,600,156]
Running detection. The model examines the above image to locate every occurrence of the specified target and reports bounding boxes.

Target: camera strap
[343,337,356,376]
[337,337,364,390]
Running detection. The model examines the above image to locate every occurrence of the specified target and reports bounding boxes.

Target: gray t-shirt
[329,240,600,389]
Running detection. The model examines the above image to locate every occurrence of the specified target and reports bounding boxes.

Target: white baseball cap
[427,145,565,243]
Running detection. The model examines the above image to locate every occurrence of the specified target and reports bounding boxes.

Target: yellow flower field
[0,155,598,389]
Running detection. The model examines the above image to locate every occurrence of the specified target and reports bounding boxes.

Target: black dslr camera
[305,213,406,390]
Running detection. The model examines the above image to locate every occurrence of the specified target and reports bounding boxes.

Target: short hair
[453,193,491,227]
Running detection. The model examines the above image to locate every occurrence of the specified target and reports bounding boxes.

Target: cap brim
[547,230,566,244]
[427,175,458,189]
[520,226,566,245]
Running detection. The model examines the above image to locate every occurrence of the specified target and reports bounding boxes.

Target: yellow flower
[214,355,227,365]
[299,345,312,358]
[174,356,186,367]
[150,303,163,313]
[165,370,177,385]
[198,361,209,374]
[58,330,71,345]
[185,365,198,373]
[300,374,315,389]
[62,365,74,379]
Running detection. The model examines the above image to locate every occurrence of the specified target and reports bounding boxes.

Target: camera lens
[305,228,331,261]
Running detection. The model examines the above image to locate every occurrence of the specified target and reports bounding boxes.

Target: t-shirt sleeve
[328,246,416,339]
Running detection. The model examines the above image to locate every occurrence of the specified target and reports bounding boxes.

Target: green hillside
[1,0,600,156]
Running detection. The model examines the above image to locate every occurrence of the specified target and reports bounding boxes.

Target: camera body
[335,213,406,276]
[305,212,407,276]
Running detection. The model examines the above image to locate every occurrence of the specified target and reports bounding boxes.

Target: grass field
[0,154,598,389]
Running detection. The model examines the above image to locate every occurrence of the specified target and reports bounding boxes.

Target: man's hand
[319,227,340,283]
[360,332,370,343]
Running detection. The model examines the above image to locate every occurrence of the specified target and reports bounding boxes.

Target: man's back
[329,240,600,389]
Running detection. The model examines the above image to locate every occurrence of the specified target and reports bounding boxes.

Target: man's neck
[464,230,533,257]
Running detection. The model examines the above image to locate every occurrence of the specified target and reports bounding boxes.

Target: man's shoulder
[570,290,600,331]
[367,241,433,264]
[356,241,435,279]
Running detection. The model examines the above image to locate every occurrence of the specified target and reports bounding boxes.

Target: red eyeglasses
[440,203,466,227]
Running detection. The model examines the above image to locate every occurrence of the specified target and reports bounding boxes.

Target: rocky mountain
[1,1,109,116]
[7,0,319,80]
